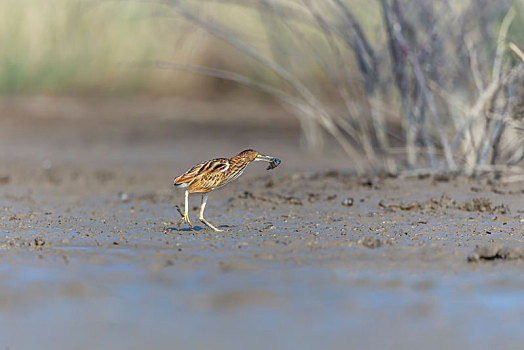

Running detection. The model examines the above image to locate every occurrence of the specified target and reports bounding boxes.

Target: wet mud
[0,104,524,349]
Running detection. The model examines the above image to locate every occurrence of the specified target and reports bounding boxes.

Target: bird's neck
[228,155,250,170]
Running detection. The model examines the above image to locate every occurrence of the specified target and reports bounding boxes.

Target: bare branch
[392,21,457,170]
[510,42,524,62]
[492,7,516,81]
[465,37,484,93]
[303,0,376,161]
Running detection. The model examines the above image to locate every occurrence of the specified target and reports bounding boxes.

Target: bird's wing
[188,158,230,192]
[174,158,229,185]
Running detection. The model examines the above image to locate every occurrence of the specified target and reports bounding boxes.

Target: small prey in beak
[255,154,281,170]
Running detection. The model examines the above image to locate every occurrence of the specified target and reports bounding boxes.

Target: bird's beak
[254,154,273,162]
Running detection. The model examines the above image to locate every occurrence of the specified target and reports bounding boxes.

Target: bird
[173,149,281,232]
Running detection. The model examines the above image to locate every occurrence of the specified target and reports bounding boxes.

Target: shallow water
[2,249,524,350]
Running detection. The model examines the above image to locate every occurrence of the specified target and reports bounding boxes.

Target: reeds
[150,0,524,176]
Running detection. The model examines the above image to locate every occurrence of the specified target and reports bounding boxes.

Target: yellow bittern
[173,149,281,232]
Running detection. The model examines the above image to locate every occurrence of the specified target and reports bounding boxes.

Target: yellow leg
[199,194,223,232]
[177,190,193,230]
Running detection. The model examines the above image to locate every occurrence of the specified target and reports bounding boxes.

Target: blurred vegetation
[0,0,204,94]
[3,0,519,96]
[0,0,523,175]
[0,0,317,95]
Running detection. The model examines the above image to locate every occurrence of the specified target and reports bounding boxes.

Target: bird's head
[238,149,272,162]
[237,149,259,162]
[236,149,280,169]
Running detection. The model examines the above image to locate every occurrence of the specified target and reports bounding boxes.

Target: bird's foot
[177,213,193,231]
[200,218,224,232]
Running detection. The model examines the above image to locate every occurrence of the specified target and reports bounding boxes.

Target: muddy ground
[0,97,523,349]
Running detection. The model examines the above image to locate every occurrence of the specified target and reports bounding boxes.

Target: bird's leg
[199,193,223,232]
[177,190,193,230]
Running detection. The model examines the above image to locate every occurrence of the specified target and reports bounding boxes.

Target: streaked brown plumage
[173,149,280,231]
